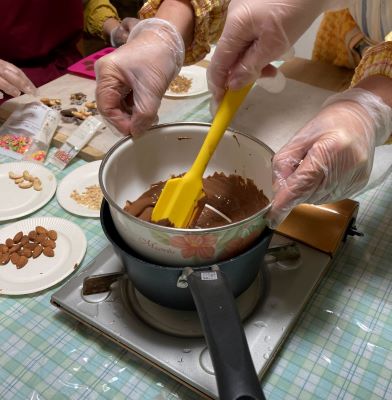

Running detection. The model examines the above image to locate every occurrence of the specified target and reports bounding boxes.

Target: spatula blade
[152,176,205,228]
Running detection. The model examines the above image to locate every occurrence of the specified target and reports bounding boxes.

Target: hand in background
[109,17,140,47]
[0,59,36,98]
[95,18,184,136]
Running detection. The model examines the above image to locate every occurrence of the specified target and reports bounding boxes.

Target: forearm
[155,0,194,48]
[354,75,392,109]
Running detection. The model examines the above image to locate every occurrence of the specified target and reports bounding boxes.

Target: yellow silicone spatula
[151,83,253,228]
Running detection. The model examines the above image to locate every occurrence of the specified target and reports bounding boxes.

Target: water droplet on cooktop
[264,335,271,343]
[183,348,191,353]
[263,352,270,360]
[254,321,267,328]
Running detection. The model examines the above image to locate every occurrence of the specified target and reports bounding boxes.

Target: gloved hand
[0,59,36,98]
[268,88,392,228]
[95,18,185,136]
[207,0,348,105]
[110,17,140,47]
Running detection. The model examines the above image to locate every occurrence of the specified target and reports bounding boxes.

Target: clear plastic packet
[0,101,60,162]
[49,116,102,170]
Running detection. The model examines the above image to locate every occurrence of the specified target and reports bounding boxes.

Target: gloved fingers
[0,64,36,97]
[268,150,325,228]
[111,17,140,47]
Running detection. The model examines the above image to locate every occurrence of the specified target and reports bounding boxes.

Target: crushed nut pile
[70,185,103,210]
[169,75,192,94]
[9,170,42,191]
[0,226,58,269]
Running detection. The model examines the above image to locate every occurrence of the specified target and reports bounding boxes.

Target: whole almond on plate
[20,235,29,245]
[10,253,20,265]
[0,244,8,253]
[16,255,28,269]
[28,231,37,241]
[21,248,32,258]
[36,226,48,235]
[43,247,54,257]
[13,231,23,243]
[47,230,57,241]
[32,245,43,259]
[5,239,14,248]
[9,243,22,254]
[0,253,10,265]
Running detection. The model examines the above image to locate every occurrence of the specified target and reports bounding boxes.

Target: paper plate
[0,162,57,222]
[165,65,209,98]
[57,160,102,218]
[0,217,87,295]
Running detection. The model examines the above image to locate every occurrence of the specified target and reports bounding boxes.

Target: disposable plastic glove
[207,0,347,104]
[95,18,185,136]
[268,88,392,228]
[0,59,36,98]
[110,17,140,47]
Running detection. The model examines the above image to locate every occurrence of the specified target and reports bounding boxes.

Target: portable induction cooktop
[51,200,360,399]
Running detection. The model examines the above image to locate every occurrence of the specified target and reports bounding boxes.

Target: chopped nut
[70,185,103,210]
[169,75,192,94]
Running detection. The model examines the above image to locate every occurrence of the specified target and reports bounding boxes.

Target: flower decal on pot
[221,228,262,260]
[170,234,217,260]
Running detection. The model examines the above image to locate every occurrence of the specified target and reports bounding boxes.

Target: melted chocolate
[123,172,269,228]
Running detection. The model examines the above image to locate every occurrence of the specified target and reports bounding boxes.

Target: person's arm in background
[268,41,392,227]
[95,0,229,136]
[84,0,121,44]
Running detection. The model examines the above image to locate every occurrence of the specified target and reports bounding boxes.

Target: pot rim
[99,122,274,234]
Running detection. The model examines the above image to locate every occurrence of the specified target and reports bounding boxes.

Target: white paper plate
[0,161,57,222]
[164,65,209,98]
[0,217,87,295]
[57,160,102,218]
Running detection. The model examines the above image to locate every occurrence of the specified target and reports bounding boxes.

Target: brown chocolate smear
[123,172,269,229]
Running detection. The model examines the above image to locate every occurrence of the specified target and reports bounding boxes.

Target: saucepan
[99,123,274,266]
[100,199,272,400]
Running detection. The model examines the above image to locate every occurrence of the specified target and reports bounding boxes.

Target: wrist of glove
[127,18,185,75]
[267,87,392,228]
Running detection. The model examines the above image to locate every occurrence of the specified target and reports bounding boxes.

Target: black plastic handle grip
[187,267,266,400]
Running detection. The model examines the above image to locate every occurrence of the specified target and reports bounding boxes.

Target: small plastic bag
[49,116,102,169]
[0,101,60,162]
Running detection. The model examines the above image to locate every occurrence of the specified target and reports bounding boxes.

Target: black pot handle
[186,266,266,400]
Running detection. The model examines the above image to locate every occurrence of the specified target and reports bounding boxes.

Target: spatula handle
[190,83,253,178]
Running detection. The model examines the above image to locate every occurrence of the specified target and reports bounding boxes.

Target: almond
[32,245,43,259]
[10,253,20,265]
[5,239,14,248]
[20,235,29,246]
[37,234,47,244]
[0,244,8,253]
[47,230,57,241]
[36,226,48,235]
[28,231,37,241]
[0,253,10,265]
[13,231,23,243]
[21,248,32,258]
[16,255,28,269]
[43,247,54,257]
[24,242,37,250]
[9,243,22,253]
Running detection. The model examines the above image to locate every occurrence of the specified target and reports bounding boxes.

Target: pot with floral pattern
[99,123,273,266]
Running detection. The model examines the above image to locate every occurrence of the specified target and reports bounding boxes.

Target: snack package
[49,116,102,170]
[0,101,60,162]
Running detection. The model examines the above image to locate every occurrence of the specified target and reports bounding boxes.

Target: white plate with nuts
[164,65,209,98]
[0,161,57,222]
[56,160,102,218]
[0,217,87,295]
